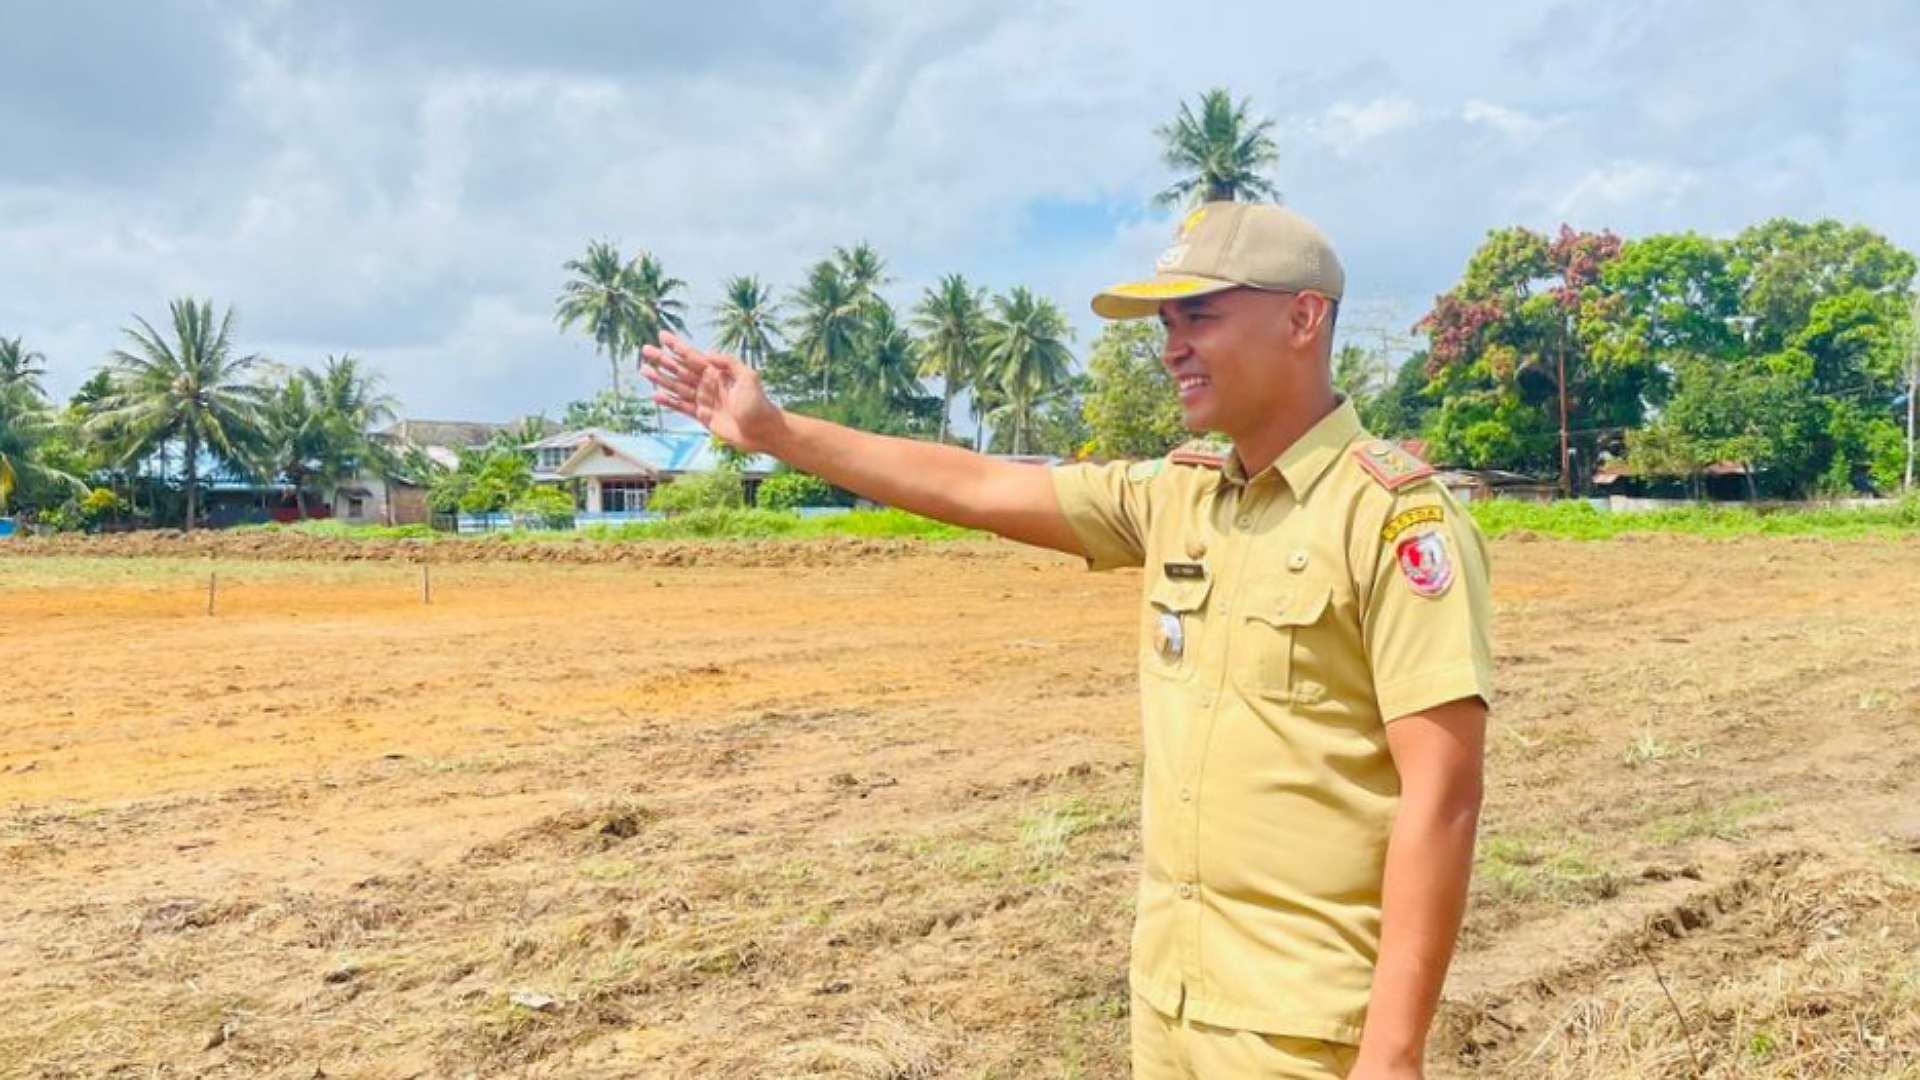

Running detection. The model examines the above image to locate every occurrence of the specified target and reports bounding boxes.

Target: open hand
[639,332,780,453]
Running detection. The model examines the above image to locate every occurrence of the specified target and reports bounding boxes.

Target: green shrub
[511,485,576,528]
[756,471,838,511]
[80,488,128,524]
[36,504,80,532]
[648,470,745,515]
[1469,496,1920,541]
[569,507,976,542]
[240,520,441,540]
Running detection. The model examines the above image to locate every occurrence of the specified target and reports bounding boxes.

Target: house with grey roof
[340,418,542,526]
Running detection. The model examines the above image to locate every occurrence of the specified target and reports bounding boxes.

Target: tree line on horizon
[4,88,1914,531]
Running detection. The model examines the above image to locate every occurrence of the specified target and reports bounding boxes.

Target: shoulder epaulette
[1167,437,1230,470]
[1352,439,1435,491]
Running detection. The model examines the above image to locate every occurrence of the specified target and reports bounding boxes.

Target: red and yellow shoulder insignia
[1352,440,1434,491]
[1167,437,1230,470]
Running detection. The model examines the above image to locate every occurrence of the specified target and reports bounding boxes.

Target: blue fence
[452,505,856,534]
[0,518,15,540]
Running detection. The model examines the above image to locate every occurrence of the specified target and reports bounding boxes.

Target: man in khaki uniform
[642,201,1492,1080]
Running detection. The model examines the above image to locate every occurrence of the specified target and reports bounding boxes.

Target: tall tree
[711,275,783,369]
[0,337,48,399]
[848,300,922,405]
[787,259,864,400]
[836,242,890,309]
[255,375,326,520]
[1153,88,1281,208]
[1364,353,1439,440]
[1082,321,1183,459]
[0,383,84,513]
[556,239,642,401]
[1333,342,1395,421]
[1416,225,1641,488]
[625,252,689,353]
[980,288,1075,455]
[912,274,988,445]
[93,299,268,530]
[563,390,652,433]
[305,353,402,498]
[1732,218,1917,352]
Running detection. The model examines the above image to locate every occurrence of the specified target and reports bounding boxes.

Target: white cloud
[1554,161,1704,219]
[1462,99,1560,142]
[1314,97,1421,157]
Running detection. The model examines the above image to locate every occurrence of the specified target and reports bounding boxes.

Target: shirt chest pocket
[1144,574,1212,682]
[1238,578,1333,700]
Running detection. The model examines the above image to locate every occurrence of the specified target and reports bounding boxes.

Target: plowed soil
[3,536,1918,1078]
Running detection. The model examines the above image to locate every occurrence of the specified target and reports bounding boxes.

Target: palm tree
[0,383,83,514]
[255,375,326,520]
[303,353,401,504]
[850,301,922,405]
[556,239,644,400]
[625,252,689,348]
[308,354,399,432]
[836,243,890,310]
[1154,88,1281,208]
[981,288,1075,455]
[970,379,1006,452]
[711,275,783,369]
[912,274,988,445]
[0,337,48,399]
[626,253,688,429]
[788,260,865,400]
[92,299,269,530]
[494,415,553,455]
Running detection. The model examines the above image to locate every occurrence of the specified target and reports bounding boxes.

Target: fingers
[640,342,697,382]
[638,362,695,402]
[657,331,747,377]
[652,391,697,421]
[656,331,708,368]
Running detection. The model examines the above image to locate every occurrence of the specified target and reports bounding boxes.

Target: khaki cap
[1092,201,1345,319]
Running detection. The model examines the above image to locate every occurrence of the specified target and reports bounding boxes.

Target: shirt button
[1179,883,1196,900]
[1288,550,1309,572]
[1235,513,1253,528]
[1186,537,1207,560]
[1179,787,1192,803]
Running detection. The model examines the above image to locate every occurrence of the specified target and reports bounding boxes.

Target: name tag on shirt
[1162,562,1206,580]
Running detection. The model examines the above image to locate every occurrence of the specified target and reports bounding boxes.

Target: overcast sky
[4,0,1917,422]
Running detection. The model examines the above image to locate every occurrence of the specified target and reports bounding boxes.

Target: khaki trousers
[1131,993,1358,1079]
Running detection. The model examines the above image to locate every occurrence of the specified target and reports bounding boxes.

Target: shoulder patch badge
[1353,440,1435,491]
[1126,458,1166,482]
[1395,530,1455,598]
[1382,505,1444,544]
[1167,437,1230,470]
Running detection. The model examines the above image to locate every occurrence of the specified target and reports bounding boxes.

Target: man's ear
[1288,293,1334,347]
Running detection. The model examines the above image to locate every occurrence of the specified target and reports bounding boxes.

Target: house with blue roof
[527,428,779,518]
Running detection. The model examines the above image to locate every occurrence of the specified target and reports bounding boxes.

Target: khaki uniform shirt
[1051,400,1495,1045]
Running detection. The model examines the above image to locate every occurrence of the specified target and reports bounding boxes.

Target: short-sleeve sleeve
[1050,460,1155,571]
[1361,491,1495,722]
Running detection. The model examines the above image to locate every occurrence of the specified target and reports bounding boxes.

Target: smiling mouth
[1175,374,1210,398]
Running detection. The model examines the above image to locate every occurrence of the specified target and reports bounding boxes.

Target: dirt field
[4,535,1919,1079]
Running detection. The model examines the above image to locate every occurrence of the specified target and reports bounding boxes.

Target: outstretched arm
[640,332,1087,556]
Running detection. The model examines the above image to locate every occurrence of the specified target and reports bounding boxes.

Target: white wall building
[528,428,779,517]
